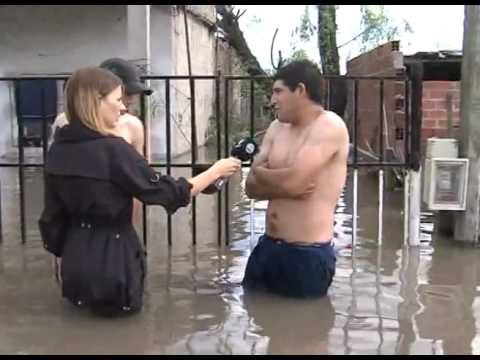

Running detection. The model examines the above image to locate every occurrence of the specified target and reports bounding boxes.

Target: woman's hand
[211,157,242,178]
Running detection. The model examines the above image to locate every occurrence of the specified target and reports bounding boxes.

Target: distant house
[0,5,245,160]
[345,40,462,163]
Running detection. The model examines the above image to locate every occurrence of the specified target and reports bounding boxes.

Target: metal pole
[378,169,384,246]
[14,82,26,244]
[403,171,410,247]
[215,72,222,246]
[183,6,197,246]
[353,169,358,249]
[408,168,421,246]
[165,79,172,246]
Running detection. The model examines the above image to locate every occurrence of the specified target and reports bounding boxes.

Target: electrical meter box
[423,138,469,211]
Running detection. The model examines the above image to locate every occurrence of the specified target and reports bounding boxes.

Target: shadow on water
[1,151,480,354]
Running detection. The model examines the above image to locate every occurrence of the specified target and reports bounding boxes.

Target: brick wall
[345,41,406,161]
[421,81,461,141]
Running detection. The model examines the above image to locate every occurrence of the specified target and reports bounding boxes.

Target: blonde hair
[65,67,123,135]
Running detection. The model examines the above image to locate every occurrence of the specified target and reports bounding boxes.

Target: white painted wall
[148,5,173,160]
[0,5,217,160]
[0,5,128,75]
[170,7,216,160]
[0,5,128,159]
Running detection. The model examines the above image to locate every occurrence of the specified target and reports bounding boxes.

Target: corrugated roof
[404,50,462,61]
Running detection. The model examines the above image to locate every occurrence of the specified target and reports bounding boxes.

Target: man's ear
[296,82,306,96]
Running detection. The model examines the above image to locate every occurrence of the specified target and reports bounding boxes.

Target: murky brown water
[1,160,480,354]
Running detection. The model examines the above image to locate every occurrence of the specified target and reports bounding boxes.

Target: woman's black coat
[39,122,192,313]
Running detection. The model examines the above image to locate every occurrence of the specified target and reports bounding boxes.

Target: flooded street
[1,161,480,354]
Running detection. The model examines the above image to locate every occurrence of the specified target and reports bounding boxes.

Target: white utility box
[423,138,469,211]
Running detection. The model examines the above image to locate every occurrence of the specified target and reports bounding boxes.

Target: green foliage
[359,5,413,52]
[289,49,311,62]
[296,6,316,42]
[287,6,316,64]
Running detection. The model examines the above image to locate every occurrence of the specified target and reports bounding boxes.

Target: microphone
[201,137,258,194]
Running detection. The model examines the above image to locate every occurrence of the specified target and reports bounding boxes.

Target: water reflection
[0,159,480,354]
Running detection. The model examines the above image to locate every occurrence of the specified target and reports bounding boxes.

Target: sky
[235,5,465,74]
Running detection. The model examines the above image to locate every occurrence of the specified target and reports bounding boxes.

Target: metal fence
[0,72,419,249]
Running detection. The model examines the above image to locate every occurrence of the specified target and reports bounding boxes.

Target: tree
[359,5,413,53]
[286,6,316,64]
[315,5,413,73]
[317,5,341,76]
[216,5,271,96]
[313,5,413,116]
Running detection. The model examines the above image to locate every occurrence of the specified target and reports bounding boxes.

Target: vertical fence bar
[216,73,222,246]
[375,243,384,354]
[403,79,410,245]
[14,82,26,244]
[326,78,331,111]
[352,79,359,249]
[410,64,423,173]
[250,79,255,139]
[378,170,384,246]
[190,78,197,246]
[41,81,48,164]
[378,80,384,163]
[404,171,410,246]
[378,80,384,246]
[249,79,255,247]
[408,63,424,247]
[404,79,410,167]
[140,86,148,251]
[353,80,359,165]
[353,169,358,249]
[224,78,230,245]
[166,79,173,246]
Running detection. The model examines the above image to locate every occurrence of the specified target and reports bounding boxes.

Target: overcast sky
[236,5,465,74]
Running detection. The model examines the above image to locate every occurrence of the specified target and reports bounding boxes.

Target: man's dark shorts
[242,234,336,298]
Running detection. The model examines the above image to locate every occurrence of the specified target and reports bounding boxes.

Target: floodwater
[1,151,480,354]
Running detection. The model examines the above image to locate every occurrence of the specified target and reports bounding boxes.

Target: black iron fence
[0,72,418,248]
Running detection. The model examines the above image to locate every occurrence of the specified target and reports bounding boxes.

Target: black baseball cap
[99,58,153,96]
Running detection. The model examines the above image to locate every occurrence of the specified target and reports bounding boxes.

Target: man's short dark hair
[273,60,323,105]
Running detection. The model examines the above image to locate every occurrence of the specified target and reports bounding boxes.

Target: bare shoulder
[119,113,145,154]
[121,113,144,133]
[314,110,349,143]
[268,119,282,133]
[261,119,282,141]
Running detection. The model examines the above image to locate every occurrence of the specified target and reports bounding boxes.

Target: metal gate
[0,69,422,248]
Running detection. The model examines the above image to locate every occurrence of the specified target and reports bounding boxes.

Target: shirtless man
[242,60,349,298]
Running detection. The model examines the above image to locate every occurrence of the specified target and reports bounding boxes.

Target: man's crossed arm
[245,121,339,201]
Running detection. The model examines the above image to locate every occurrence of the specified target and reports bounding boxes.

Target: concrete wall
[0,5,128,159]
[0,82,16,157]
[0,5,219,160]
[168,6,216,161]
[0,5,128,75]
[146,5,173,159]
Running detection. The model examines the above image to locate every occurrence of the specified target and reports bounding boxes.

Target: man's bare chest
[268,130,308,168]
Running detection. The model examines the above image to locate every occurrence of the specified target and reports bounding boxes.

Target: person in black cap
[97,58,152,229]
[100,57,153,97]
[49,58,153,283]
[52,57,151,156]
